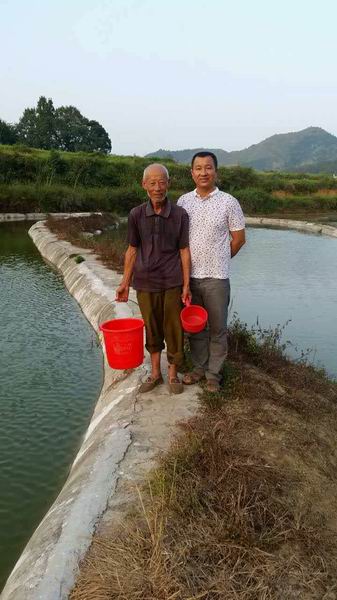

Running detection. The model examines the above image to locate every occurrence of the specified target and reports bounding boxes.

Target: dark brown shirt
[128,199,189,292]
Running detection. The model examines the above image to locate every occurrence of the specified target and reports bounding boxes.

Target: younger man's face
[191,156,217,192]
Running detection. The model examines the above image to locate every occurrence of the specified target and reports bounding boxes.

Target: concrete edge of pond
[0,212,102,222]
[245,216,337,237]
[0,221,200,600]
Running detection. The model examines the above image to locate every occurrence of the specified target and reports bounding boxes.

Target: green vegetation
[147,127,337,173]
[47,215,127,272]
[74,255,85,264]
[1,144,337,215]
[0,119,17,145]
[0,96,111,153]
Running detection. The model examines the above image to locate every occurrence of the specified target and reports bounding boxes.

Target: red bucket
[180,304,208,334]
[99,318,144,369]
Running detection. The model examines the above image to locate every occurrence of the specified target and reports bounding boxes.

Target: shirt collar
[193,186,219,200]
[145,198,171,218]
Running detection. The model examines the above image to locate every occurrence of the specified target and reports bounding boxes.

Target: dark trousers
[137,287,184,366]
[189,278,230,382]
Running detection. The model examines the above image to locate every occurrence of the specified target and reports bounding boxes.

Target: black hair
[191,151,218,170]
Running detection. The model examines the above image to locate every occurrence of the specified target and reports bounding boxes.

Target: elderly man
[116,163,191,394]
[177,151,246,393]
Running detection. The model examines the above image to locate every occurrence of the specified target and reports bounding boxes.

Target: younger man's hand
[115,283,129,302]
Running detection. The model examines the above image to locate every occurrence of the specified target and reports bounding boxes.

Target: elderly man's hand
[181,285,192,306]
[115,282,129,302]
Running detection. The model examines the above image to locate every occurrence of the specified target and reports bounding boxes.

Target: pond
[0,223,103,590]
[1,220,336,590]
[231,226,337,378]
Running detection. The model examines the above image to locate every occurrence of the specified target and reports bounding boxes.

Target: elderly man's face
[142,167,169,203]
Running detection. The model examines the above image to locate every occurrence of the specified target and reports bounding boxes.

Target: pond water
[0,223,103,590]
[231,227,337,378]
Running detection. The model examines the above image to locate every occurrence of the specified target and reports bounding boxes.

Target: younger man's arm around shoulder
[176,193,187,208]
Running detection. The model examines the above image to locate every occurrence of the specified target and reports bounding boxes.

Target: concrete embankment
[0,221,199,600]
[0,212,100,222]
[245,216,337,237]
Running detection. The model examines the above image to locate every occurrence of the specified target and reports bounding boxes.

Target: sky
[1,0,337,155]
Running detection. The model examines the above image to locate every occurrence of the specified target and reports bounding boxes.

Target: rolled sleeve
[127,211,140,247]
[178,209,189,249]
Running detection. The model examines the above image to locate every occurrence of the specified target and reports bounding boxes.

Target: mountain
[146,127,337,172]
[146,147,231,165]
[294,158,337,174]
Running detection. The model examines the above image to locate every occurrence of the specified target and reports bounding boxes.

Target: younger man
[178,152,245,392]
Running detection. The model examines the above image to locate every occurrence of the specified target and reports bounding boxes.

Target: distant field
[1,145,337,215]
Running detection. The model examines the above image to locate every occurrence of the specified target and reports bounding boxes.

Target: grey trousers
[189,278,230,382]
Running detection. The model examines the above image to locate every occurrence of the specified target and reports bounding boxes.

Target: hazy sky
[1,0,337,155]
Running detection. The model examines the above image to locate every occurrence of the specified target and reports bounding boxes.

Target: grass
[70,321,337,600]
[1,144,337,216]
[46,214,128,271]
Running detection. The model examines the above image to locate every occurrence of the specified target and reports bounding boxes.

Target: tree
[15,96,111,153]
[54,106,89,152]
[16,96,57,149]
[86,119,111,154]
[0,119,17,144]
[55,106,111,153]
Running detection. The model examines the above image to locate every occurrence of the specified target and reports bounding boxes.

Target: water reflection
[0,223,103,589]
[231,227,337,378]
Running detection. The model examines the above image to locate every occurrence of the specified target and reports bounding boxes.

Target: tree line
[0,96,111,154]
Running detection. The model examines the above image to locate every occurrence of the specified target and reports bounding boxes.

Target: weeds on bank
[229,312,292,361]
[228,313,334,391]
[46,213,128,271]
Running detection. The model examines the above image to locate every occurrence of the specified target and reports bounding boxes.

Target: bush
[312,195,337,210]
[0,183,149,213]
[0,184,110,212]
[218,166,259,192]
[235,187,277,213]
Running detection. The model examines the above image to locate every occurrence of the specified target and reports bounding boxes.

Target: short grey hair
[143,163,169,181]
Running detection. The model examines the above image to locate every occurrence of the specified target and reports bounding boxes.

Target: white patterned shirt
[177,187,245,279]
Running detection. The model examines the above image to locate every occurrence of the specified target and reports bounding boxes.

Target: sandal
[205,380,220,393]
[139,375,164,393]
[168,377,184,395]
[182,371,205,385]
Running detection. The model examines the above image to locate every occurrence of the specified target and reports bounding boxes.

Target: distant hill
[146,147,232,166]
[146,127,337,172]
[294,158,337,174]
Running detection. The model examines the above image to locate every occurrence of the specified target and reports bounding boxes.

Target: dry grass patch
[314,189,337,197]
[71,345,337,600]
[46,214,127,271]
